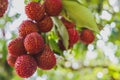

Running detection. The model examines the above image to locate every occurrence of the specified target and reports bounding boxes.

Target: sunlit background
[0,0,120,80]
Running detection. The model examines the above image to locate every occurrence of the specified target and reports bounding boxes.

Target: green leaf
[52,17,69,49]
[62,0,99,32]
[24,0,41,4]
[49,39,63,55]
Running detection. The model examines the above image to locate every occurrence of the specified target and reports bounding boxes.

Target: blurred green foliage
[0,0,120,80]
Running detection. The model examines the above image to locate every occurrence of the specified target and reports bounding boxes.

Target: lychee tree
[0,0,120,80]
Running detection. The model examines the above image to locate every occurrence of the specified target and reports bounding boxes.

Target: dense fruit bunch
[0,0,8,17]
[7,1,60,78]
[7,0,96,78]
[7,36,56,78]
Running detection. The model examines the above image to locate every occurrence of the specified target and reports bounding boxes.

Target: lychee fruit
[7,54,17,67]
[25,2,45,21]
[19,20,39,38]
[15,55,37,78]
[37,15,53,32]
[44,0,62,16]
[24,32,45,54]
[80,29,95,44]
[68,28,79,48]
[61,17,75,29]
[0,0,8,17]
[35,45,56,70]
[8,37,26,57]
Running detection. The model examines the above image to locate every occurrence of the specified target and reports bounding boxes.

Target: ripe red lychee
[7,54,17,67]
[68,29,79,48]
[19,20,39,38]
[25,2,45,21]
[44,0,62,16]
[24,32,45,54]
[8,37,26,57]
[61,17,75,29]
[80,29,95,44]
[37,15,53,32]
[0,0,8,17]
[15,55,37,78]
[35,45,56,70]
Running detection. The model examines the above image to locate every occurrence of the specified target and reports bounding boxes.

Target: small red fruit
[8,37,26,57]
[61,17,75,29]
[7,54,17,67]
[35,45,56,70]
[68,29,79,48]
[0,0,8,17]
[24,32,45,54]
[37,15,53,32]
[25,2,45,21]
[19,20,39,38]
[80,29,95,44]
[15,55,37,78]
[44,0,62,16]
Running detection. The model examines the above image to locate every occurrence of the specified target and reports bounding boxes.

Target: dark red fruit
[15,55,37,78]
[8,37,26,57]
[24,32,45,54]
[19,20,39,38]
[68,29,79,48]
[44,0,62,16]
[80,29,95,44]
[61,17,75,29]
[35,45,56,70]
[7,54,17,67]
[37,15,53,32]
[25,2,45,21]
[58,39,66,50]
[0,0,8,17]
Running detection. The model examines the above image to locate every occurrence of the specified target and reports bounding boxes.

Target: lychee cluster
[7,0,63,78]
[7,33,56,78]
[7,0,96,78]
[0,0,8,17]
[58,17,95,50]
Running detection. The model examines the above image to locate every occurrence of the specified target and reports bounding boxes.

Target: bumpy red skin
[68,29,79,48]
[15,55,37,78]
[7,54,17,67]
[19,20,39,38]
[24,32,45,54]
[80,29,95,44]
[35,45,56,70]
[8,37,26,57]
[25,2,45,21]
[37,15,53,32]
[61,17,75,29]
[0,0,8,17]
[44,0,62,16]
